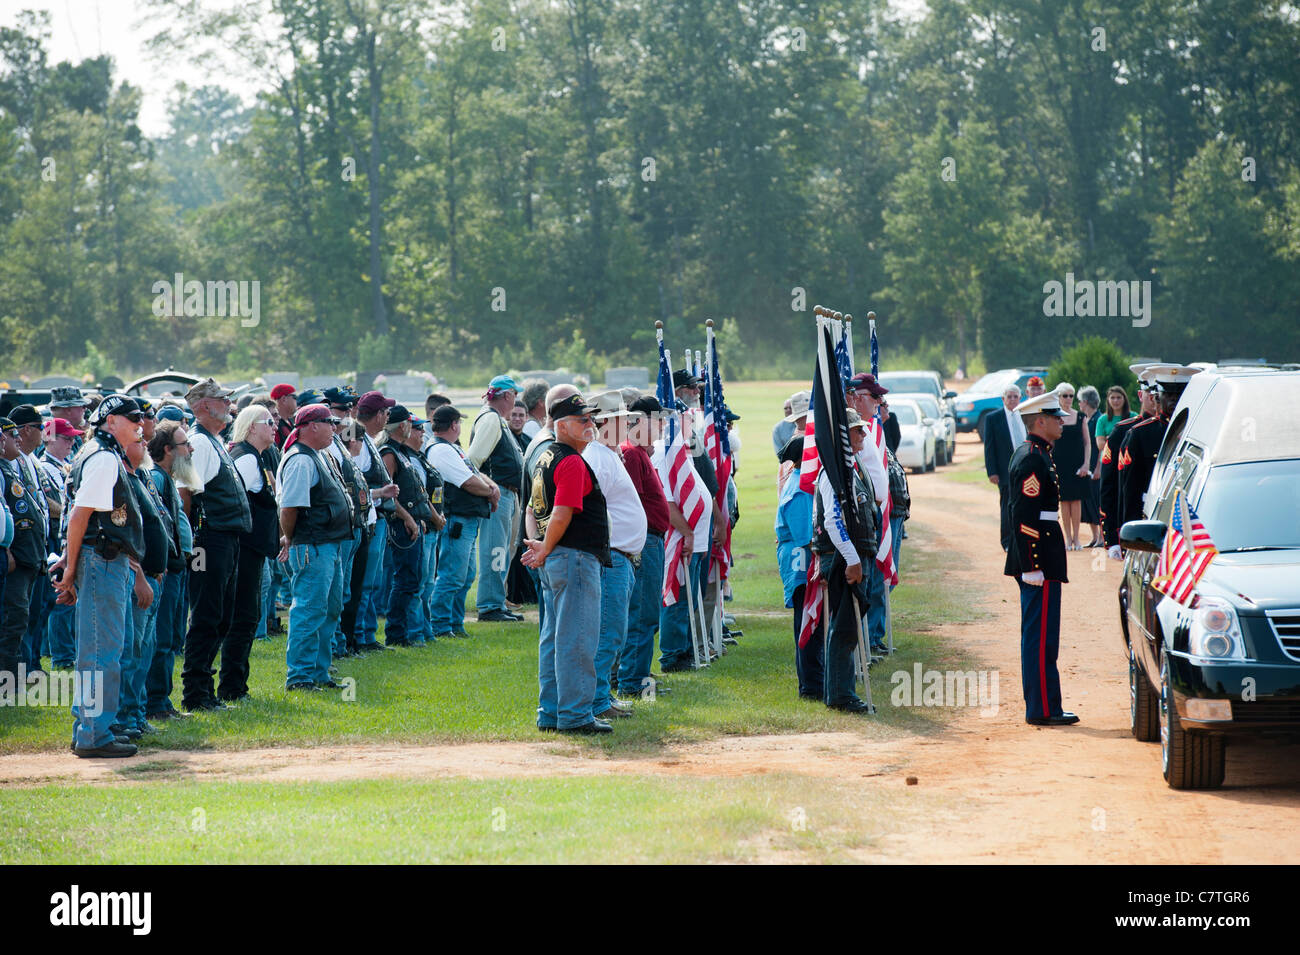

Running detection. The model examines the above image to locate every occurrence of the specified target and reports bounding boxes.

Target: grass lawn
[1,381,992,863]
[0,772,957,864]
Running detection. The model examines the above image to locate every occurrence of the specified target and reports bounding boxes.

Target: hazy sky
[5,0,929,137]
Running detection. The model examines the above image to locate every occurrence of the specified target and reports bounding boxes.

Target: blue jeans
[356,525,388,646]
[383,522,423,645]
[429,515,481,634]
[658,551,705,669]
[23,572,54,670]
[867,558,887,648]
[619,533,664,694]
[476,488,516,614]
[419,528,441,643]
[47,601,76,667]
[146,571,186,714]
[333,527,362,653]
[71,551,132,749]
[285,541,344,686]
[591,550,635,714]
[256,558,271,640]
[889,516,904,588]
[119,573,161,730]
[527,566,546,633]
[537,546,602,729]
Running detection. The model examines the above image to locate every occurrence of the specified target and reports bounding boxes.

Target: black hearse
[1120,369,1300,789]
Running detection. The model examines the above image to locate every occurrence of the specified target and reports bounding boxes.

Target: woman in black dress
[1078,386,1103,546]
[1050,383,1091,550]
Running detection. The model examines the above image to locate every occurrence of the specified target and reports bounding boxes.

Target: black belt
[498,485,520,496]
[647,528,666,539]
[85,537,135,562]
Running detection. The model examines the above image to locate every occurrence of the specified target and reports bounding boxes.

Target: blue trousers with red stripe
[1018,579,1063,721]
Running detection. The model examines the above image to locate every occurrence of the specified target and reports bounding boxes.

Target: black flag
[812,322,861,538]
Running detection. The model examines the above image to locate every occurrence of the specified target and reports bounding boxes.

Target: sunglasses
[1058,392,1075,398]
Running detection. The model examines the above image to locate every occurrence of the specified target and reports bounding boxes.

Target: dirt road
[5,434,1299,862]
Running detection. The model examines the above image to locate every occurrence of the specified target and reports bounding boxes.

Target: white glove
[1021,571,1045,586]
[1108,545,1122,561]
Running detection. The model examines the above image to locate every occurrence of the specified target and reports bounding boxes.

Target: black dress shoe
[286,682,321,692]
[537,725,558,733]
[660,661,694,673]
[558,720,614,735]
[1026,712,1080,726]
[74,740,138,758]
[385,639,413,648]
[186,699,228,712]
[477,609,522,623]
[316,680,344,689]
[828,699,875,714]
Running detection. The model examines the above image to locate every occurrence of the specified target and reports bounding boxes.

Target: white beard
[170,454,200,490]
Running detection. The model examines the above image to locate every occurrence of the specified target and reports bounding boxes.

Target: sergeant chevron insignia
[1022,474,1041,497]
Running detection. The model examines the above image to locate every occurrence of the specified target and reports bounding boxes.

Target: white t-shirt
[425,441,474,489]
[234,451,264,493]
[189,430,222,491]
[583,441,647,554]
[522,419,541,439]
[72,450,120,511]
[855,438,888,505]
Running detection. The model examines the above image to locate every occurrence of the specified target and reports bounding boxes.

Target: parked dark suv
[1119,368,1300,789]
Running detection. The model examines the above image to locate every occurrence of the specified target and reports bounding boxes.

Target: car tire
[936,441,947,466]
[925,446,935,471]
[1159,653,1226,789]
[1130,646,1158,742]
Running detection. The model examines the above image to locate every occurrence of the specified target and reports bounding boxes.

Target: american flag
[655,333,708,606]
[1151,489,1217,605]
[704,327,734,581]
[869,319,897,585]
[797,555,821,648]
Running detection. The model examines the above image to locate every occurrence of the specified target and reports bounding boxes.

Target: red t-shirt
[553,454,592,510]
[619,441,671,535]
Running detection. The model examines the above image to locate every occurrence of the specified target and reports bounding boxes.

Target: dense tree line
[1,1,1297,381]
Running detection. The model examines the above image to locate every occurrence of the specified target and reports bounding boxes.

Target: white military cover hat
[1145,364,1201,393]
[1016,391,1068,418]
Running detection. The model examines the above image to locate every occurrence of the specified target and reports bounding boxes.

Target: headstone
[377,374,431,406]
[605,366,649,391]
[264,372,300,392]
[301,375,340,394]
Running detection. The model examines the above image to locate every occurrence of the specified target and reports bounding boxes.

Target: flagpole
[868,308,896,655]
[661,326,705,669]
[704,320,725,658]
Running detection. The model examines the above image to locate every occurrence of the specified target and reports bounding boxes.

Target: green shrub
[1047,336,1137,407]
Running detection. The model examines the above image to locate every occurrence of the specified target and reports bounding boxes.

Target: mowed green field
[0,381,988,863]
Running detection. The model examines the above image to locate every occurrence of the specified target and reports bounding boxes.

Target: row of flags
[654,324,736,608]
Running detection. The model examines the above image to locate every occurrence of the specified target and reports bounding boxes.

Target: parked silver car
[893,392,956,465]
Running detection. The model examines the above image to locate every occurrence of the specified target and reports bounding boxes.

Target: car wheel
[936,441,947,466]
[1159,653,1225,789]
[1130,646,1158,742]
[925,445,935,471]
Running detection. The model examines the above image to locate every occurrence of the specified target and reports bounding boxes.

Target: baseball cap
[270,383,296,400]
[89,394,143,426]
[431,405,463,429]
[846,409,869,431]
[294,404,338,427]
[135,397,157,419]
[1026,375,1045,388]
[628,395,663,416]
[8,404,42,428]
[672,369,703,390]
[324,386,359,407]
[357,390,396,415]
[44,418,81,439]
[846,373,888,398]
[387,404,412,424]
[548,393,599,421]
[296,389,325,407]
[156,404,186,423]
[488,374,520,393]
[185,378,234,404]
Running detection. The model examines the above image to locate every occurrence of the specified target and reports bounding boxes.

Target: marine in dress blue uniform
[1003,392,1077,726]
